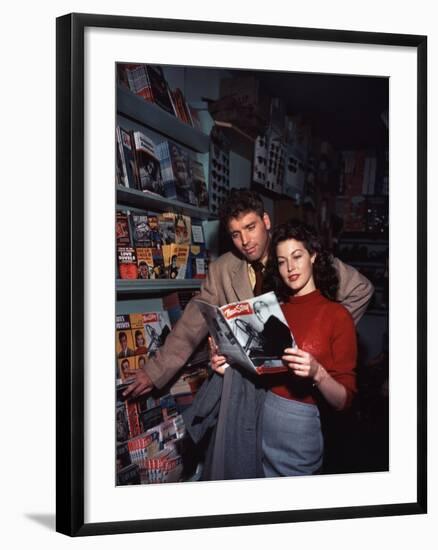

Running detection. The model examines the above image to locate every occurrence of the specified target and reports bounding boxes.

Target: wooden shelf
[117,186,217,220]
[117,279,203,296]
[117,85,210,153]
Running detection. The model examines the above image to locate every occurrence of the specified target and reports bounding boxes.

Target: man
[117,331,135,358]
[123,189,373,398]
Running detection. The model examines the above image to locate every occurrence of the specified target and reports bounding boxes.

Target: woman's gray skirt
[262,390,323,477]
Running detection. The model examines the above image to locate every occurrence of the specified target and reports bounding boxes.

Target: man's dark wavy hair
[263,220,339,302]
[218,188,265,227]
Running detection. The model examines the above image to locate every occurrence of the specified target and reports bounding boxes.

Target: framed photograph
[56,13,427,536]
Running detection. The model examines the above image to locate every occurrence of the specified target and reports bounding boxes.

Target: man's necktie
[252,261,264,296]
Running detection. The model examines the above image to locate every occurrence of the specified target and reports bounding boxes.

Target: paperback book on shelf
[119,63,153,101]
[186,244,208,279]
[116,210,132,247]
[156,140,196,206]
[165,243,190,280]
[116,126,137,189]
[158,212,176,245]
[132,130,164,196]
[131,214,156,248]
[191,218,205,244]
[174,213,192,245]
[151,247,167,279]
[168,87,193,126]
[195,291,294,375]
[136,247,154,280]
[145,64,175,115]
[117,247,138,279]
[145,213,163,248]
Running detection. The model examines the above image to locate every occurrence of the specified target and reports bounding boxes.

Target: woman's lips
[288,274,300,282]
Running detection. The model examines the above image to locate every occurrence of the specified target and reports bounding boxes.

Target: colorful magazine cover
[158,212,176,245]
[117,247,138,279]
[142,311,172,356]
[129,313,148,355]
[132,131,164,196]
[195,291,294,375]
[167,244,190,280]
[136,247,155,279]
[131,214,154,248]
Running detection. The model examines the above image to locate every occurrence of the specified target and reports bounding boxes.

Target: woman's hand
[282,346,321,380]
[208,336,229,375]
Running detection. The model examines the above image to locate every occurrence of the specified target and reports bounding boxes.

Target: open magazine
[195,291,295,375]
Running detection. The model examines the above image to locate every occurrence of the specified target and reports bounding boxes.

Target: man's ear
[263,212,271,231]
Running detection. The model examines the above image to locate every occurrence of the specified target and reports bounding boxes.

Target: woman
[210,220,357,477]
[134,330,147,355]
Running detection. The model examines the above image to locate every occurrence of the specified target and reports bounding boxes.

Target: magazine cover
[156,140,195,204]
[136,247,154,279]
[129,313,148,355]
[117,247,138,279]
[132,214,155,248]
[132,131,164,196]
[195,291,295,375]
[116,210,132,247]
[117,356,137,382]
[116,126,138,189]
[116,315,135,358]
[186,244,208,279]
[168,243,190,279]
[152,247,167,279]
[174,213,192,245]
[142,311,172,356]
[158,212,176,245]
[145,213,163,248]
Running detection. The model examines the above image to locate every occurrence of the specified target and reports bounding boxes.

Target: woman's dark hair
[218,188,264,227]
[263,220,339,302]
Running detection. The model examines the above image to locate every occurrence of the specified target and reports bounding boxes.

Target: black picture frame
[56,12,427,537]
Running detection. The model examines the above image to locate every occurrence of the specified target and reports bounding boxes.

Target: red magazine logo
[222,302,253,320]
[143,313,158,323]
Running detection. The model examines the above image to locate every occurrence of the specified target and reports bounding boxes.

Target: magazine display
[195,291,295,375]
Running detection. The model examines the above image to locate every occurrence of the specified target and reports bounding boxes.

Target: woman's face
[136,333,145,346]
[276,238,316,296]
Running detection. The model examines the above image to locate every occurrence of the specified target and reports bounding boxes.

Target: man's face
[228,211,271,263]
[119,334,127,350]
